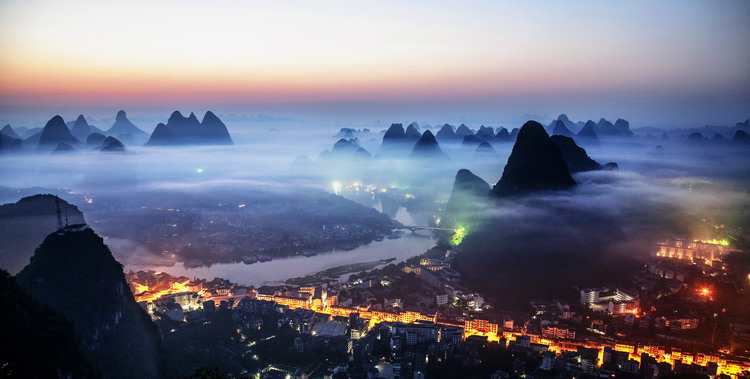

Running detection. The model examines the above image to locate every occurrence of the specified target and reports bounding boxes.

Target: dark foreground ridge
[16,227,161,379]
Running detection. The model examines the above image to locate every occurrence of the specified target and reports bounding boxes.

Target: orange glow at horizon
[2,1,746,112]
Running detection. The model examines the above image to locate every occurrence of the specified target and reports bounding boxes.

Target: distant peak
[48,115,65,125]
[116,110,128,121]
[168,111,185,124]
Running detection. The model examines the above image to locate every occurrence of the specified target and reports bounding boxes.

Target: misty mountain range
[0,110,234,154]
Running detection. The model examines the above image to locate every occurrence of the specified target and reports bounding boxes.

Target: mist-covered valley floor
[1,115,749,307]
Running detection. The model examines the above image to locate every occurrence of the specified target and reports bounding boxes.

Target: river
[125,207,437,286]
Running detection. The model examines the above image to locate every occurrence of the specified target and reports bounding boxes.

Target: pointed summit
[99,136,126,153]
[70,114,91,141]
[200,111,233,145]
[435,124,458,141]
[1,124,20,139]
[405,123,421,140]
[411,130,449,160]
[551,120,574,138]
[108,110,147,144]
[378,123,410,156]
[168,110,186,125]
[576,120,600,145]
[146,110,233,146]
[187,112,199,124]
[38,116,79,151]
[445,169,490,230]
[456,124,473,137]
[491,121,576,197]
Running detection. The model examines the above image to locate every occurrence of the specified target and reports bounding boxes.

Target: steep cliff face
[0,269,99,378]
[446,169,490,220]
[491,121,576,197]
[16,228,161,379]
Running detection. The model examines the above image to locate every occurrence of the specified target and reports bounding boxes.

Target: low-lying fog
[1,116,749,283]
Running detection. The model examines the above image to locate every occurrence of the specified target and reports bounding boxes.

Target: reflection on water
[126,230,435,286]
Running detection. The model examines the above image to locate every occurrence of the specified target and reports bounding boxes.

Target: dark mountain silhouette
[0,133,22,152]
[495,127,512,142]
[445,169,490,228]
[16,227,161,379]
[71,114,91,140]
[476,125,495,140]
[1,124,20,139]
[614,118,634,137]
[491,121,576,197]
[379,123,413,156]
[70,114,104,141]
[145,111,233,146]
[661,132,670,141]
[407,122,421,132]
[86,132,107,146]
[321,138,370,161]
[547,114,581,135]
[733,130,750,145]
[332,138,359,154]
[200,111,234,145]
[382,123,405,140]
[455,124,474,137]
[410,130,449,160]
[107,110,147,144]
[435,124,458,141]
[0,195,85,275]
[594,118,620,138]
[551,120,574,137]
[404,123,422,140]
[99,136,126,153]
[550,135,608,173]
[37,116,79,151]
[0,269,99,378]
[576,120,600,145]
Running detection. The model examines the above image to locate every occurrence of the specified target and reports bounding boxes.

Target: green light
[451,227,466,245]
[196,168,204,173]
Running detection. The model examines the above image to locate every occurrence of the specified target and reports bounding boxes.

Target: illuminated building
[581,287,638,315]
[542,325,576,340]
[656,238,730,262]
[465,318,499,337]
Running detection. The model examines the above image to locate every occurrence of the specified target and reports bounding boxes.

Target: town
[126,237,750,378]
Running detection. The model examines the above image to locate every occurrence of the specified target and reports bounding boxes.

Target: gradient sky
[1,0,748,127]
